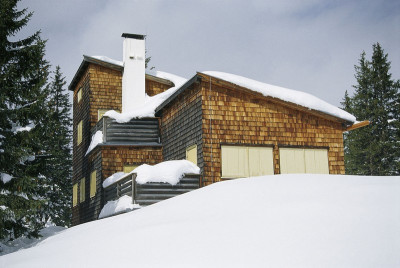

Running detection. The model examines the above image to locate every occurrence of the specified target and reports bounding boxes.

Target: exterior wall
[88,64,122,128]
[160,84,204,176]
[72,67,91,225]
[146,80,171,96]
[198,77,346,185]
[100,146,163,179]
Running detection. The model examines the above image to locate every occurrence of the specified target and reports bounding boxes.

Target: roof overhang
[68,55,174,91]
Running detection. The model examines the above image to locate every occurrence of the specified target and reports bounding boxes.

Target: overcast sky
[18,0,399,107]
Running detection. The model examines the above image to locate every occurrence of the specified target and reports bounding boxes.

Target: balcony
[94,116,161,146]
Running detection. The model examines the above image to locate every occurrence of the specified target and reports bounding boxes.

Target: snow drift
[1,174,399,268]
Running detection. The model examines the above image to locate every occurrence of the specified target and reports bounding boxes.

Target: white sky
[18,0,400,106]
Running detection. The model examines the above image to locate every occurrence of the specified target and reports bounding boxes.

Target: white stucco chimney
[121,33,146,113]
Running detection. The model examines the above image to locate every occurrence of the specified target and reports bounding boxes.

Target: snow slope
[1,174,399,268]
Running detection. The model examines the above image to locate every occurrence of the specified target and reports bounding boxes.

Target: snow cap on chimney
[121,33,146,113]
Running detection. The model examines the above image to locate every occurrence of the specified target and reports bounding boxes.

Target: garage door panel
[248,147,274,176]
[280,148,328,174]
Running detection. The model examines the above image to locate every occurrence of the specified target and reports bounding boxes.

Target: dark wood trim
[277,144,330,150]
[220,142,275,148]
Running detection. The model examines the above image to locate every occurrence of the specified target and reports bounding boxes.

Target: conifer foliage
[0,0,72,240]
[343,43,400,175]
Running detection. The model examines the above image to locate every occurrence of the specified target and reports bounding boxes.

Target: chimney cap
[121,33,146,40]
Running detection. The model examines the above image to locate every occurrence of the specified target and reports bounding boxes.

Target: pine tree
[0,0,50,239]
[343,43,400,175]
[37,66,72,227]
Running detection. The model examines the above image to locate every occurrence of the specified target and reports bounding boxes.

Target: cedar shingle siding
[160,84,204,178]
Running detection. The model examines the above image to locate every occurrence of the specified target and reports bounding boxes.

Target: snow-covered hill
[1,174,399,268]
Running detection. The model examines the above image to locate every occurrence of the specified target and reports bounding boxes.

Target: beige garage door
[221,145,274,179]
[279,148,329,174]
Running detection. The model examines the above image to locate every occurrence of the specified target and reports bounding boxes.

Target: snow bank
[2,175,399,268]
[0,173,13,184]
[85,131,103,155]
[98,195,140,219]
[91,55,123,66]
[102,172,127,188]
[202,71,356,122]
[0,226,66,256]
[104,71,187,122]
[134,160,200,185]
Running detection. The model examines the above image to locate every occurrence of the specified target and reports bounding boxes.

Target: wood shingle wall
[160,84,204,176]
[198,73,346,184]
[101,146,163,179]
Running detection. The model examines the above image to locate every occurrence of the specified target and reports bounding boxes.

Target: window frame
[77,87,82,103]
[80,178,85,203]
[77,120,83,145]
[186,144,198,165]
[72,183,78,207]
[90,171,97,198]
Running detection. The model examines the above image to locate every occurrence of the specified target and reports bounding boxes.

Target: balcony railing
[103,173,201,207]
[94,116,161,146]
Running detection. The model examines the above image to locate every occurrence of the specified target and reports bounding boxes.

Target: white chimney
[121,33,146,113]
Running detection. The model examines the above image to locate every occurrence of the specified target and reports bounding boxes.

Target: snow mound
[2,175,399,268]
[0,226,66,256]
[85,131,103,155]
[202,71,356,122]
[98,195,140,219]
[102,172,127,188]
[134,160,200,185]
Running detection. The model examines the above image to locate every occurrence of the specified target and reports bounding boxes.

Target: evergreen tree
[343,43,400,175]
[0,0,50,239]
[37,66,72,227]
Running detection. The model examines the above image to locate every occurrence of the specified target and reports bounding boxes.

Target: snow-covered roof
[103,71,187,122]
[201,71,356,123]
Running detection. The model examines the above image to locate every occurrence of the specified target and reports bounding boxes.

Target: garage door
[221,145,274,179]
[279,148,329,174]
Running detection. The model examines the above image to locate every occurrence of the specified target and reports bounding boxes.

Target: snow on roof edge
[201,71,356,123]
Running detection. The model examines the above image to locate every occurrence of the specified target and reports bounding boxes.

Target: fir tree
[343,43,400,175]
[0,0,50,239]
[37,66,72,227]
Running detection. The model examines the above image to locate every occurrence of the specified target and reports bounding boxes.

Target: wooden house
[69,34,360,225]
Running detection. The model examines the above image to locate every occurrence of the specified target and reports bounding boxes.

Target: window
[80,178,85,203]
[279,148,329,174]
[221,145,274,179]
[77,120,83,145]
[72,183,78,207]
[90,171,97,198]
[123,164,138,173]
[98,109,109,121]
[77,87,82,103]
[186,145,197,165]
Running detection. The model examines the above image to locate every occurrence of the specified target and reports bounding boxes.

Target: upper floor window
[90,171,97,198]
[186,145,197,165]
[98,109,109,121]
[77,120,83,145]
[80,178,85,203]
[123,164,138,173]
[72,183,78,207]
[77,87,82,103]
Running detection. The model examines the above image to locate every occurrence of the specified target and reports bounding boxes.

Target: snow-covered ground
[0,226,66,256]
[1,174,399,268]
